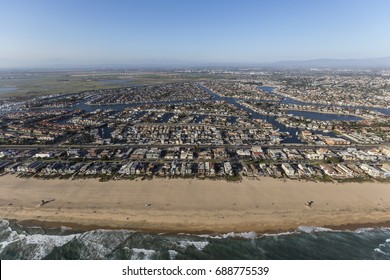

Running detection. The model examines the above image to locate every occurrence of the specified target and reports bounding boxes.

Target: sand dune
[0,175,390,233]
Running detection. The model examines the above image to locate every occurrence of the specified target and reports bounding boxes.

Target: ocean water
[1,220,390,260]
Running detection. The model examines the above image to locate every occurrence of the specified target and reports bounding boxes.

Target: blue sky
[1,0,390,67]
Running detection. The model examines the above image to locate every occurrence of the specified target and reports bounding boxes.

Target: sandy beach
[0,174,390,233]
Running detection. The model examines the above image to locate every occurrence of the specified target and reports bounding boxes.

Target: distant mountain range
[1,56,390,70]
[269,56,390,68]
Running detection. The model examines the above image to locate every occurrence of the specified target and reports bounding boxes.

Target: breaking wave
[1,219,390,260]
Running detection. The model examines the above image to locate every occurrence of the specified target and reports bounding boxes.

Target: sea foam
[168,249,178,259]
[221,231,258,239]
[178,240,209,251]
[0,221,78,260]
[130,248,156,260]
[296,226,334,233]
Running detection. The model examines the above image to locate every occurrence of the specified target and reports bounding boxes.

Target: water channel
[197,84,304,143]
[3,83,383,145]
[258,86,390,116]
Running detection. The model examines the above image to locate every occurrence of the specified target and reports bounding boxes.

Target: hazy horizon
[2,56,390,70]
[1,0,390,68]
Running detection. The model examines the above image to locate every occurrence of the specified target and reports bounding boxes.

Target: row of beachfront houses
[1,160,236,178]
[1,146,389,164]
[2,159,389,180]
[242,162,390,180]
[319,163,390,179]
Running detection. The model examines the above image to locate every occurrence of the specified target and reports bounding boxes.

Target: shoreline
[6,218,390,236]
[1,175,390,234]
